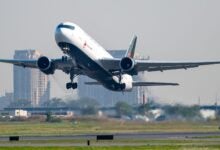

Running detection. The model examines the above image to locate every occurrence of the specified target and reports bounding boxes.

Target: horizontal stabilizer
[85,81,179,86]
[132,81,179,86]
[84,82,101,85]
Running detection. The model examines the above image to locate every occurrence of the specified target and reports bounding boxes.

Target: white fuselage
[55,22,133,91]
[55,22,113,59]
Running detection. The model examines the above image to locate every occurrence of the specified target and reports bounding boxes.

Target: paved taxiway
[0,132,219,146]
[0,131,220,141]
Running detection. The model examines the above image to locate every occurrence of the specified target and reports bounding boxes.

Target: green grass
[0,146,220,150]
[0,119,219,149]
[0,119,219,136]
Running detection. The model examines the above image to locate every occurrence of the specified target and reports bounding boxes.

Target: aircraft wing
[100,58,220,74]
[0,58,82,74]
[102,36,220,73]
[136,60,220,72]
[0,59,38,68]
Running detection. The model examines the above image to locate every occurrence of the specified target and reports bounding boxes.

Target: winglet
[125,35,137,58]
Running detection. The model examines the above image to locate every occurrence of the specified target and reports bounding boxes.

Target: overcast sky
[0,0,220,105]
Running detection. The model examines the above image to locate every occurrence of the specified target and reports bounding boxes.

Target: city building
[77,50,148,107]
[13,50,50,107]
[0,92,13,110]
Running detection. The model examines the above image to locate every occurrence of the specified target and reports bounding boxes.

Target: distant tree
[138,103,151,115]
[81,105,98,115]
[8,99,31,108]
[137,100,159,115]
[65,97,100,115]
[45,111,62,123]
[42,97,66,107]
[163,104,201,120]
[115,101,133,117]
[46,111,52,122]
[66,100,78,109]
[67,97,99,109]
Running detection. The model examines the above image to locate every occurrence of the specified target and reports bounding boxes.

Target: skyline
[0,0,220,105]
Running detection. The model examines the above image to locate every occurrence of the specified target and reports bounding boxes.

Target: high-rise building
[13,50,50,107]
[0,92,13,110]
[77,50,143,107]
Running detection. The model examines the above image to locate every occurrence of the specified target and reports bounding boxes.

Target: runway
[0,131,220,141]
[0,131,219,147]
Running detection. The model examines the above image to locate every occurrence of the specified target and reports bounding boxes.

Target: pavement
[0,131,219,147]
[0,131,220,141]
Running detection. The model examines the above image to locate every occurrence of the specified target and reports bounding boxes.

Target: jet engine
[119,57,135,72]
[37,56,55,74]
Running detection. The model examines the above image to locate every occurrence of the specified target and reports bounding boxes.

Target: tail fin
[125,35,137,58]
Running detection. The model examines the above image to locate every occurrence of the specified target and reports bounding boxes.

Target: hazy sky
[0,0,220,105]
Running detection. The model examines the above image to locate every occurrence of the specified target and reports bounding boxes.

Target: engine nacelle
[120,74,133,91]
[37,56,55,75]
[120,57,135,72]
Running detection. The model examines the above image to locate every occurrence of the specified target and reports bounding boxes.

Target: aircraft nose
[55,25,68,44]
[55,23,76,46]
[55,24,65,36]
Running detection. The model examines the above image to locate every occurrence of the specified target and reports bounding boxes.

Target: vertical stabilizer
[125,35,137,58]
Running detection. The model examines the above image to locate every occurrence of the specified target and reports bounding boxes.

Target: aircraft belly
[58,42,125,91]
[58,42,118,87]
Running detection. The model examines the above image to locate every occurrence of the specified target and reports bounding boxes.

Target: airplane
[0,22,220,92]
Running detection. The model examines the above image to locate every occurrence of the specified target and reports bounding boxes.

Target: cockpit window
[57,24,75,30]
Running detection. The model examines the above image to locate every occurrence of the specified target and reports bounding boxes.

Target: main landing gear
[118,71,126,90]
[66,71,78,90]
[66,82,77,89]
